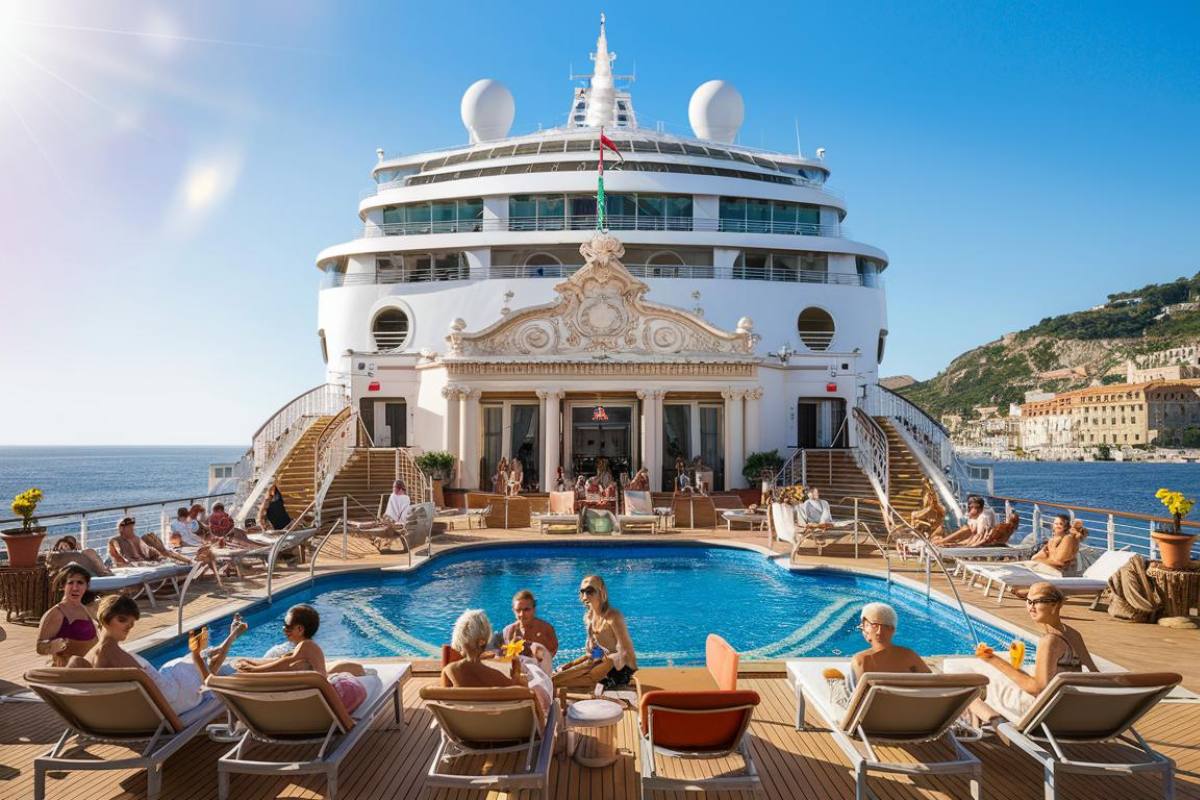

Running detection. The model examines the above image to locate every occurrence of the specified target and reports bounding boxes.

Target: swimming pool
[145,542,1023,667]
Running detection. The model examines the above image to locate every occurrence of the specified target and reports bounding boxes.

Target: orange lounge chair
[634,635,761,796]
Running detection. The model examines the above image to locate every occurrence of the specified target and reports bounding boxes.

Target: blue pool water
[145,543,1020,667]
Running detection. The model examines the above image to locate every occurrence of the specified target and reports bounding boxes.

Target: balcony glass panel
[636,195,665,230]
[382,206,402,226]
[431,201,457,233]
[459,198,483,230]
[719,197,745,232]
[536,195,565,229]
[772,202,799,234]
[797,204,821,227]
[509,195,536,226]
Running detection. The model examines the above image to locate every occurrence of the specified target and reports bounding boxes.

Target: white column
[638,389,656,489]
[744,387,762,456]
[539,389,562,491]
[647,390,665,491]
[723,389,745,490]
[441,385,461,483]
[460,388,480,491]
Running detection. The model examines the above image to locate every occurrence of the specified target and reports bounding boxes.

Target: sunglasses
[119,518,136,527]
[858,619,885,630]
[579,586,597,596]
[1026,597,1060,606]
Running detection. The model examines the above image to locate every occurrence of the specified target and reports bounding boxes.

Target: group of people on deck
[441,575,638,716]
[491,457,526,496]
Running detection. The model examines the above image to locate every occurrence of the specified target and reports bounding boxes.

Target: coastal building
[1019,379,1200,451]
[313,18,890,492]
[1125,342,1200,383]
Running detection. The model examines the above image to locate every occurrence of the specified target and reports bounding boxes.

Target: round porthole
[797,307,835,351]
[371,308,410,351]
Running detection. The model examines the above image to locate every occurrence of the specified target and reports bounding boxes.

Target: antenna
[793,117,802,159]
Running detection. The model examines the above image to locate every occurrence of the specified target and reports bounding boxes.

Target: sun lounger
[787,660,987,800]
[418,684,557,797]
[635,638,761,797]
[534,491,581,534]
[617,489,657,533]
[206,661,411,800]
[89,563,191,608]
[962,548,1136,605]
[902,530,1039,570]
[771,503,857,558]
[25,667,227,800]
[981,669,1180,800]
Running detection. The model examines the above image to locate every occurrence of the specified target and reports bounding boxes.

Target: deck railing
[358,215,845,239]
[251,384,348,474]
[327,263,871,287]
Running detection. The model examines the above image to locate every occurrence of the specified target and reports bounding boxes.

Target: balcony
[356,215,846,239]
[324,262,875,287]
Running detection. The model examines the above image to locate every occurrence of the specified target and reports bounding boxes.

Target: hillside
[897,272,1200,419]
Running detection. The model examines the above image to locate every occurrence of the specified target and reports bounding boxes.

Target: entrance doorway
[796,398,847,448]
[569,404,633,481]
[359,398,407,447]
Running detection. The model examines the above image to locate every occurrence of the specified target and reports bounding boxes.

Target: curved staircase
[875,418,929,521]
[268,415,338,514]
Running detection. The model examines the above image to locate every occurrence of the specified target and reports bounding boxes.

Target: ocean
[0,446,245,520]
[1,446,1194,522]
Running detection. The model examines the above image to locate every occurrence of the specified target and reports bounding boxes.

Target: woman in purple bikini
[36,565,99,666]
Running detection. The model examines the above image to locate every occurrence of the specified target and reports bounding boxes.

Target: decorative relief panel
[446,233,756,359]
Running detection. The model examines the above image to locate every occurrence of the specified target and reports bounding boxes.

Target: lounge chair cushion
[206,670,356,735]
[636,668,721,696]
[638,689,760,751]
[705,634,739,691]
[25,667,186,735]
[1011,671,1181,740]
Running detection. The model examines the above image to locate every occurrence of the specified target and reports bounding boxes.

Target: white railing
[358,215,845,240]
[327,263,871,287]
[313,406,358,505]
[0,492,236,557]
[251,384,347,474]
[851,408,890,501]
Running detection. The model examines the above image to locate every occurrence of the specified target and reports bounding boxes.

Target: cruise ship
[276,15,908,510]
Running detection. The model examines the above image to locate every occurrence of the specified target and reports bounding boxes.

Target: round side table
[565,698,624,767]
[1147,561,1200,618]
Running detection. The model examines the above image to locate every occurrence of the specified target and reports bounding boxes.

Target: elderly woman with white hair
[441,609,553,713]
[849,602,931,684]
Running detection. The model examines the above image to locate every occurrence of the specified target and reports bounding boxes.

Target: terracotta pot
[1,528,48,569]
[1151,530,1197,570]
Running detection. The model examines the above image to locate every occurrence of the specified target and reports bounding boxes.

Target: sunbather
[107,516,162,565]
[384,479,412,524]
[36,565,98,666]
[849,602,931,683]
[232,604,370,711]
[933,495,995,546]
[86,594,246,714]
[1031,515,1087,575]
[442,608,553,717]
[627,467,650,491]
[800,487,835,528]
[501,589,559,668]
[557,574,638,690]
[966,581,1098,725]
[47,536,111,576]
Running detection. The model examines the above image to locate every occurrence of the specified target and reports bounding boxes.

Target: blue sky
[0,1,1197,445]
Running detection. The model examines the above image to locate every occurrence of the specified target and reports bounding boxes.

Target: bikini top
[1047,630,1083,672]
[55,612,97,642]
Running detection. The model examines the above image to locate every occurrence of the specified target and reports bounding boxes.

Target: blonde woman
[508,458,524,496]
[493,457,510,495]
[557,575,638,689]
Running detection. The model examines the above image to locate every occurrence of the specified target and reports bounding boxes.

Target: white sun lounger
[617,490,657,533]
[772,503,859,558]
[206,661,411,800]
[533,491,580,534]
[961,549,1135,605]
[787,660,987,800]
[902,530,1039,572]
[89,563,191,608]
[26,667,227,800]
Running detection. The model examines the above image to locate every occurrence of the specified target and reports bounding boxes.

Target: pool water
[145,543,1021,667]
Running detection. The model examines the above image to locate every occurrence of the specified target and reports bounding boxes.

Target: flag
[596,128,623,231]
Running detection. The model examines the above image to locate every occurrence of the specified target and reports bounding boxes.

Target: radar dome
[461,79,514,144]
[688,80,744,144]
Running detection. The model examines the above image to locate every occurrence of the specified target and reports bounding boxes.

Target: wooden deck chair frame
[794,503,863,558]
[792,666,987,800]
[618,490,657,533]
[534,491,581,534]
[420,689,558,797]
[26,669,226,800]
[208,667,408,800]
[995,672,1180,800]
[638,696,761,798]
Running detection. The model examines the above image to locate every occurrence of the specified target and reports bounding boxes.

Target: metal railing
[313,406,358,503]
[0,492,237,556]
[327,263,870,287]
[251,384,348,475]
[358,215,845,240]
[851,408,890,500]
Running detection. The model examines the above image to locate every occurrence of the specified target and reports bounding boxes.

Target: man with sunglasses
[107,517,162,566]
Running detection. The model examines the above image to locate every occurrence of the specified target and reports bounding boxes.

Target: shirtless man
[932,495,995,547]
[501,589,559,665]
[850,602,931,681]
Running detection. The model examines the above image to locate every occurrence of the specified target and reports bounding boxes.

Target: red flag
[599,129,624,168]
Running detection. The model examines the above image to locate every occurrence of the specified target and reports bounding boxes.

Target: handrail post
[1032,505,1042,546]
[1148,520,1157,561]
[1107,514,1116,551]
[342,497,348,559]
[160,506,169,538]
[79,513,88,550]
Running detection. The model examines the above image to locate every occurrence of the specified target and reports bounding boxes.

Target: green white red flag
[597,128,623,230]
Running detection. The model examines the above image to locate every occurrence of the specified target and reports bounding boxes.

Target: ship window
[565,139,593,152]
[514,142,540,155]
[683,144,708,156]
[443,152,469,165]
[658,141,685,154]
[466,148,490,162]
[371,308,410,352]
[489,144,516,158]
[797,307,835,351]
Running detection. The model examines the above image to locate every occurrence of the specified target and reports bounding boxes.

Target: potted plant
[1151,488,1197,570]
[415,451,456,504]
[3,488,47,568]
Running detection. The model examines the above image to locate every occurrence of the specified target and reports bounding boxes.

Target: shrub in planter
[742,450,784,485]
[416,451,456,483]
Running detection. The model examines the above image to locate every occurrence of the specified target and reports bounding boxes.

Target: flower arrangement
[10,488,44,533]
[1155,488,1196,534]
[775,483,807,505]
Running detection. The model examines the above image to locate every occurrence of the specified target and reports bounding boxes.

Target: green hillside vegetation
[898,272,1199,419]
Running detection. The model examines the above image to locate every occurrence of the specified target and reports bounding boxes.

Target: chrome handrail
[265,525,319,604]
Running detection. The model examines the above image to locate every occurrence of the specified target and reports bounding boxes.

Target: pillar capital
[745,386,764,401]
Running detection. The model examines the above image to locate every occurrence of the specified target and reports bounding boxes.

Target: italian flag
[597,128,623,230]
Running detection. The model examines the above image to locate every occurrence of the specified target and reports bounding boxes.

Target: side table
[564,698,624,767]
[0,564,53,622]
[1148,561,1200,618]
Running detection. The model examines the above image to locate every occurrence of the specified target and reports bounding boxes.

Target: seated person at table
[627,468,650,491]
[1030,514,1086,575]
[384,479,412,524]
[85,595,246,713]
[501,589,559,671]
[37,565,98,666]
[554,466,568,492]
[442,608,552,715]
[48,535,111,576]
[188,504,210,537]
[206,502,256,547]
[932,495,995,546]
[170,506,204,549]
[573,475,588,500]
[968,582,1097,725]
[107,516,162,565]
[556,574,638,689]
[584,475,603,501]
[800,487,835,528]
[850,603,930,683]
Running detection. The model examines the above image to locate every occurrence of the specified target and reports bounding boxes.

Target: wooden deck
[2,524,1199,800]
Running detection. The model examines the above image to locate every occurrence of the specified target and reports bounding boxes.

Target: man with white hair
[850,602,931,682]
[384,479,412,524]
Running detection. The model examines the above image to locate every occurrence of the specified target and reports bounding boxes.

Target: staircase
[270,415,338,513]
[318,449,407,520]
[799,449,886,527]
[876,418,930,521]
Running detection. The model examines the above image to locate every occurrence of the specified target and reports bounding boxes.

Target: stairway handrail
[864,383,979,498]
[850,407,890,503]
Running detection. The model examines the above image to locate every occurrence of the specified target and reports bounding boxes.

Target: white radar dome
[461,79,515,144]
[688,80,744,144]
